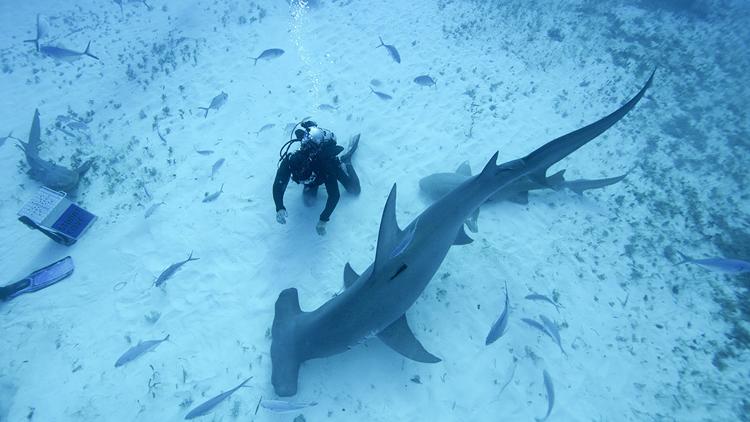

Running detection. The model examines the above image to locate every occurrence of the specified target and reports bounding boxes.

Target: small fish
[211,158,225,179]
[40,41,99,61]
[539,315,567,356]
[485,281,510,345]
[184,377,253,420]
[203,184,224,203]
[198,92,228,118]
[154,252,199,287]
[318,104,337,111]
[194,147,214,155]
[370,87,392,100]
[252,48,284,65]
[376,36,401,63]
[0,131,22,148]
[676,251,750,274]
[521,317,550,337]
[144,201,165,219]
[536,370,555,422]
[525,293,561,312]
[414,75,436,87]
[260,399,318,413]
[114,334,169,367]
[255,123,275,135]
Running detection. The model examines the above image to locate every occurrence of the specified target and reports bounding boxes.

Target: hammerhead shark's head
[271,70,655,397]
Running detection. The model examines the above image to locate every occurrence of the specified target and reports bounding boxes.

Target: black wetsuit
[273,139,360,221]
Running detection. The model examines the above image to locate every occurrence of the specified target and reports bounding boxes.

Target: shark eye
[389,264,408,280]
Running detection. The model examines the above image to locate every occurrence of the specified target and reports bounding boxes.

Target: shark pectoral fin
[374,184,402,273]
[454,226,473,245]
[455,161,472,176]
[465,207,480,233]
[343,262,360,288]
[508,191,529,205]
[378,315,441,363]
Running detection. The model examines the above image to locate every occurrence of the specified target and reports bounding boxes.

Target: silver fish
[144,202,165,219]
[0,131,21,148]
[194,147,214,155]
[40,41,99,61]
[521,317,550,336]
[536,370,555,422]
[677,251,750,273]
[198,92,228,118]
[114,334,169,367]
[539,315,567,356]
[485,281,510,345]
[414,75,436,87]
[211,158,225,179]
[185,377,253,419]
[525,293,561,312]
[376,36,400,63]
[202,184,224,203]
[252,48,284,65]
[255,123,275,135]
[154,252,199,287]
[260,399,318,413]
[370,87,392,100]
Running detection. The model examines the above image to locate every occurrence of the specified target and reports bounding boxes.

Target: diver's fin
[6,256,74,300]
[378,314,441,363]
[508,191,529,205]
[455,161,472,176]
[373,184,402,274]
[465,207,479,233]
[454,226,473,245]
[343,262,360,288]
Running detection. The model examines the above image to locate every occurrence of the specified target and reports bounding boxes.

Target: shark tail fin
[523,69,655,185]
[271,288,303,397]
[83,41,100,60]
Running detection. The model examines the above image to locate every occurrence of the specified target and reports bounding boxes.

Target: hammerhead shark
[270,70,655,397]
[17,109,93,193]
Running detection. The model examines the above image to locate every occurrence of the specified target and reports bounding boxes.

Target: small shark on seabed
[419,164,628,232]
[40,41,100,61]
[269,70,655,397]
[16,109,94,193]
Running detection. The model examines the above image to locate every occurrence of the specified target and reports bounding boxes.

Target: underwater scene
[1,0,749,420]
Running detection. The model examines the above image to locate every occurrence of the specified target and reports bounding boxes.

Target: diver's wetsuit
[273,139,360,222]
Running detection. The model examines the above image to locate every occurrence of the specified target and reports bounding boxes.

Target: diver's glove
[316,219,327,236]
[276,209,288,224]
[300,120,317,129]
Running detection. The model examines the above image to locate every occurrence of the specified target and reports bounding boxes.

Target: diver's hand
[316,220,327,236]
[276,209,288,224]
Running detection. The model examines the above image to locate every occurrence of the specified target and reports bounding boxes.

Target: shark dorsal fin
[28,109,42,153]
[547,169,566,188]
[374,184,402,273]
[455,161,472,176]
[378,315,441,363]
[343,262,360,288]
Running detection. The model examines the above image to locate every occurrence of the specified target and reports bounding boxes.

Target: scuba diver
[273,120,360,235]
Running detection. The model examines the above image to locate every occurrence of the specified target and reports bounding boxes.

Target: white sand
[0,0,748,421]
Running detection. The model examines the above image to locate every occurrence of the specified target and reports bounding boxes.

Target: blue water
[0,0,749,421]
